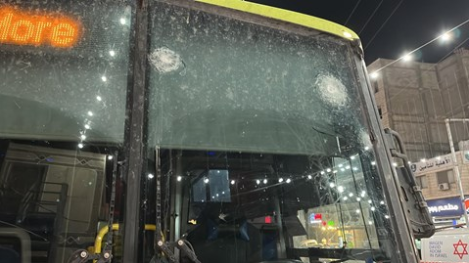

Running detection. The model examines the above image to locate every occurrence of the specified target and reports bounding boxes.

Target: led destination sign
[0,6,81,48]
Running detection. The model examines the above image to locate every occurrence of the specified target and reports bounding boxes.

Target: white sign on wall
[410,153,453,175]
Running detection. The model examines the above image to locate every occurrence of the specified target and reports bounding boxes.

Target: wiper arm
[177,239,201,263]
[151,238,201,263]
[154,240,177,263]
[153,148,201,263]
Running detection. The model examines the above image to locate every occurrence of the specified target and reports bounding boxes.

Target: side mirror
[383,128,435,239]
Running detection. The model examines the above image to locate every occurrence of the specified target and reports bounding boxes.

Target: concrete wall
[368,51,469,162]
[368,59,444,161]
[436,51,469,147]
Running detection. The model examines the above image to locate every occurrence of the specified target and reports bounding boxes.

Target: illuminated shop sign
[427,197,469,217]
[0,6,81,48]
[309,213,322,224]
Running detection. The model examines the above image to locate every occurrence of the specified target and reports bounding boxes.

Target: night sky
[248,0,469,65]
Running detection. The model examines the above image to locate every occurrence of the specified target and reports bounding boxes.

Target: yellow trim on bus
[195,0,359,42]
[94,224,157,256]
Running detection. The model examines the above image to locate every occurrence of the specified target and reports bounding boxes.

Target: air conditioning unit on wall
[439,183,450,191]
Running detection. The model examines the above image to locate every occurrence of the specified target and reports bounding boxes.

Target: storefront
[426,196,468,226]
[410,151,469,227]
[294,202,380,250]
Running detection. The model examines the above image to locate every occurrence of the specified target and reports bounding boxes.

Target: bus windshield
[0,0,424,263]
[144,1,395,262]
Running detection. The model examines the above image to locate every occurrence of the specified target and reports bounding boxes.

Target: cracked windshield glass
[0,1,132,262]
[144,1,396,263]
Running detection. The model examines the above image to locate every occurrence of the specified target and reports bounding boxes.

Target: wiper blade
[155,240,177,263]
[177,239,201,263]
[152,238,201,263]
[153,148,201,263]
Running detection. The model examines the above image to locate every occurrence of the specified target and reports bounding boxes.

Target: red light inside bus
[0,6,81,48]
[314,213,322,220]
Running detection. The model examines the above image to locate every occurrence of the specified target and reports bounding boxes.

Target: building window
[416,175,428,189]
[437,170,454,184]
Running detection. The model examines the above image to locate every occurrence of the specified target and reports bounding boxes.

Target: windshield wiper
[152,148,201,263]
[177,239,201,263]
[151,238,201,263]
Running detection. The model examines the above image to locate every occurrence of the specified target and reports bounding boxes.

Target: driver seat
[183,206,261,263]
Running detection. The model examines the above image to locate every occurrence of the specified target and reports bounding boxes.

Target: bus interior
[0,138,390,263]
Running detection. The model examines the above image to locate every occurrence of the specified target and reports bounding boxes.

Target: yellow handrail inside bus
[94,224,157,254]
[196,0,360,42]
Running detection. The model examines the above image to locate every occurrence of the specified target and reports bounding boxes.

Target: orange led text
[0,6,81,48]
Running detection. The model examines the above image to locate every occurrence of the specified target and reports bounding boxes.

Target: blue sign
[426,197,468,217]
[309,213,322,224]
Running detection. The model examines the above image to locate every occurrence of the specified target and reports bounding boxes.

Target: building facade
[367,50,469,162]
[410,151,469,224]
[367,50,469,223]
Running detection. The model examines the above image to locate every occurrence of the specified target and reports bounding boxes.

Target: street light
[439,31,452,42]
[445,118,469,227]
[402,53,413,62]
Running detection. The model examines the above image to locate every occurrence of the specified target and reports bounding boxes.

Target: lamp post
[445,118,469,227]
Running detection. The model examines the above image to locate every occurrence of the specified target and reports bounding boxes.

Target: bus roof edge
[196,0,361,43]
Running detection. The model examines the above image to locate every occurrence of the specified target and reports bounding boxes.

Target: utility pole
[445,118,469,228]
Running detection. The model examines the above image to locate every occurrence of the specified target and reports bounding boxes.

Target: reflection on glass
[146,1,394,263]
[192,170,231,203]
[0,1,132,262]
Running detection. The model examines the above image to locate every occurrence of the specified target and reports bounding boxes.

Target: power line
[364,0,404,50]
[344,0,362,26]
[371,16,469,74]
[358,0,384,35]
[438,36,469,63]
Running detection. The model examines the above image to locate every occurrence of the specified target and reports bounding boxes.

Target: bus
[0,0,434,262]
